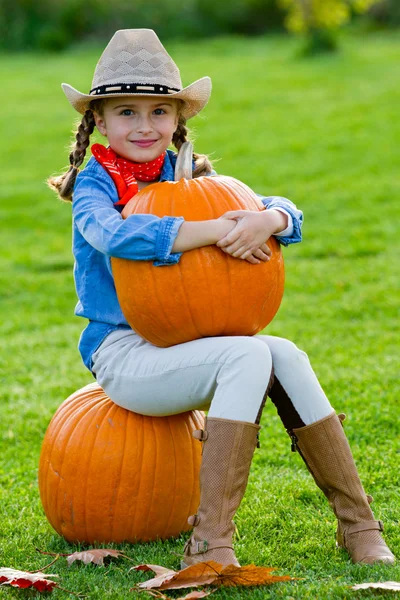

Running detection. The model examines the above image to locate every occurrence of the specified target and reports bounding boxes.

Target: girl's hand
[216,209,287,264]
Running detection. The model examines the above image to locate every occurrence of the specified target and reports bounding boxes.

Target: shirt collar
[160,150,176,182]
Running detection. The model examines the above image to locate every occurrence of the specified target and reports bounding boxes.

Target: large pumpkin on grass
[38,383,204,543]
[112,142,285,347]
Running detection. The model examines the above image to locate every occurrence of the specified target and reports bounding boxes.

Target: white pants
[92,329,333,425]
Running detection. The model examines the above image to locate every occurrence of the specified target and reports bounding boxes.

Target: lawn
[1,29,399,599]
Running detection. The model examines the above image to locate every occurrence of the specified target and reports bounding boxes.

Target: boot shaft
[194,417,260,539]
[292,412,374,525]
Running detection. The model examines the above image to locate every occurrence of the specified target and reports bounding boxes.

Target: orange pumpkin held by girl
[112,142,285,347]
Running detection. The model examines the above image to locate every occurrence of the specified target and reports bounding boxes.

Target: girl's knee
[266,336,309,367]
[224,337,273,377]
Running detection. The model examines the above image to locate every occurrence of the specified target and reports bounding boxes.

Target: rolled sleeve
[153,216,184,266]
[73,163,185,264]
[259,195,303,246]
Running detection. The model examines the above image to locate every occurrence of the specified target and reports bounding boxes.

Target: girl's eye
[121,109,133,116]
[153,108,166,115]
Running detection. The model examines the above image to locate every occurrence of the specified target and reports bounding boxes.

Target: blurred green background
[1,0,399,52]
[1,1,400,598]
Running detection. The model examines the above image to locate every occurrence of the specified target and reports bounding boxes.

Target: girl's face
[93,97,179,162]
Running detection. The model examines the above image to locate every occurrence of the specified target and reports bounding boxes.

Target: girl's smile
[93,97,179,163]
[132,139,159,148]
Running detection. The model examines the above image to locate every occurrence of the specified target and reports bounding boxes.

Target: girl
[48,29,394,567]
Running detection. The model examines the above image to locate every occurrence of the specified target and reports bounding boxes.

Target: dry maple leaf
[214,563,292,587]
[0,568,58,592]
[133,561,222,590]
[133,561,292,591]
[351,581,400,591]
[66,548,127,566]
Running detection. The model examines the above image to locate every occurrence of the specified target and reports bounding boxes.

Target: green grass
[1,30,400,598]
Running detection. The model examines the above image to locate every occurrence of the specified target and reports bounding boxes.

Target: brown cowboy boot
[290,412,395,564]
[181,416,260,568]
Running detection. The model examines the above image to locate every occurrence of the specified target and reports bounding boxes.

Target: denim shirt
[72,150,303,372]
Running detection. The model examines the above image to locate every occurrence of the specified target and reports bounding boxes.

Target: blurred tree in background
[0,0,397,52]
[278,0,379,53]
[367,0,400,26]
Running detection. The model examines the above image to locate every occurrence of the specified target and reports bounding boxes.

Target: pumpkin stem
[175,141,193,181]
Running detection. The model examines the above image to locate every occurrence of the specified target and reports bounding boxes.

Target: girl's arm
[73,164,241,266]
[217,209,290,263]
[171,219,235,252]
[216,196,303,262]
[73,168,183,265]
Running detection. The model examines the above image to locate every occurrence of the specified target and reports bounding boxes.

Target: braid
[47,109,96,202]
[172,116,213,178]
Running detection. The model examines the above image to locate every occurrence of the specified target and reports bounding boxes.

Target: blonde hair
[48,99,213,202]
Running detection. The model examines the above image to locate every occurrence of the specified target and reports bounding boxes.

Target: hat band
[90,82,181,97]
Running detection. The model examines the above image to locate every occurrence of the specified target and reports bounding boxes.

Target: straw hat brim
[62,76,211,120]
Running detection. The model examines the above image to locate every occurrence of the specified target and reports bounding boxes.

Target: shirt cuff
[267,207,294,237]
[153,216,184,266]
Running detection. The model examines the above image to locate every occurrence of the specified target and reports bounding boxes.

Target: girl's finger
[245,255,260,265]
[252,248,270,261]
[217,230,241,248]
[260,243,272,256]
[232,246,249,258]
[221,239,247,255]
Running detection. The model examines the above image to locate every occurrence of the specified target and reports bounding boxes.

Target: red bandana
[91,144,166,206]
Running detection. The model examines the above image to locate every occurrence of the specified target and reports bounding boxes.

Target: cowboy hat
[62,29,211,120]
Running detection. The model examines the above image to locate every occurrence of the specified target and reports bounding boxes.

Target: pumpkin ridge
[212,179,251,334]
[176,260,203,340]
[196,183,218,332]
[198,250,214,332]
[211,176,244,213]
[147,186,156,215]
[126,412,139,541]
[144,184,190,346]
[53,397,97,538]
[82,401,114,542]
[131,413,147,539]
[145,418,158,539]
[203,182,234,333]
[162,416,178,537]
[145,259,176,346]
[43,394,83,530]
[209,177,234,215]
[110,405,128,540]
[225,245,233,334]
[172,182,207,342]
[168,182,204,343]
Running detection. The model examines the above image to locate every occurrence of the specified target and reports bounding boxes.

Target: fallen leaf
[0,568,58,592]
[352,581,400,591]
[134,561,292,591]
[136,561,222,590]
[214,563,292,587]
[133,564,177,577]
[66,548,126,566]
